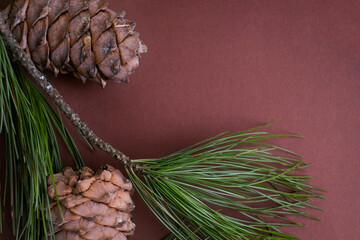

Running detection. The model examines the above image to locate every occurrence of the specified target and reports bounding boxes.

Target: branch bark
[0,12,135,169]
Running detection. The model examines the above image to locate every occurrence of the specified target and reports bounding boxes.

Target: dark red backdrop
[1,0,359,239]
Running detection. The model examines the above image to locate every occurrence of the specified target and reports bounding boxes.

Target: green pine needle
[128,123,324,240]
[0,36,84,239]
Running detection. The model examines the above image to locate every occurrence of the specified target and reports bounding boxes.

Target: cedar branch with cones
[0,0,324,239]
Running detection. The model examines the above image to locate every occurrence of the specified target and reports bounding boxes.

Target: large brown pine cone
[47,165,135,240]
[2,0,147,88]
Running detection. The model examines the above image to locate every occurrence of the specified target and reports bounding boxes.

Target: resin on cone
[47,165,135,240]
[2,0,147,88]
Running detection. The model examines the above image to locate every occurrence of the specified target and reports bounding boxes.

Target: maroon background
[1,0,360,239]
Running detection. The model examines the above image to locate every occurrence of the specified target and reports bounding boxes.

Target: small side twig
[0,12,135,168]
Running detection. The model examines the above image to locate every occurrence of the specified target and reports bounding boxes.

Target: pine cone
[2,0,147,88]
[47,165,135,240]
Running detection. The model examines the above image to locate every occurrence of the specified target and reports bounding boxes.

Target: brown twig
[0,12,135,169]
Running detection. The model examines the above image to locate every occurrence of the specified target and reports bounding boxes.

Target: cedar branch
[0,10,324,240]
[0,12,135,169]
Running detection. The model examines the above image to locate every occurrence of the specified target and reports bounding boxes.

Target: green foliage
[0,37,84,239]
[128,123,324,240]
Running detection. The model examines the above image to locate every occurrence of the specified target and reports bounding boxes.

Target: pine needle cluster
[0,37,83,240]
[128,125,324,240]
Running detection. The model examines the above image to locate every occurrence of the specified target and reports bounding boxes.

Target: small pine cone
[2,0,147,88]
[47,165,135,240]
